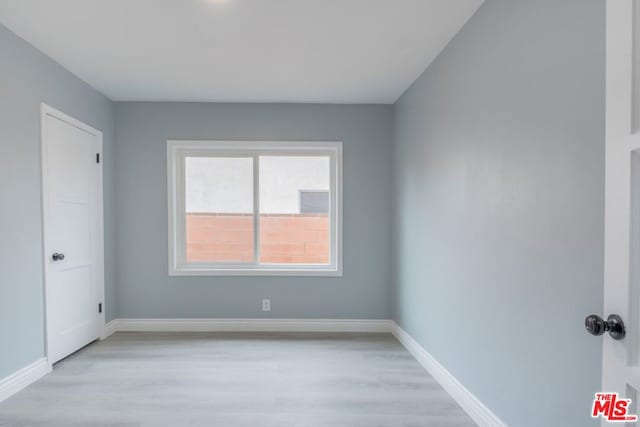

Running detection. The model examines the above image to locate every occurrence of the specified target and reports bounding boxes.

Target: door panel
[51,267,93,334]
[53,201,92,268]
[42,106,103,364]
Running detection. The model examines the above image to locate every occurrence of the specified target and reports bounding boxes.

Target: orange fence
[186,213,329,264]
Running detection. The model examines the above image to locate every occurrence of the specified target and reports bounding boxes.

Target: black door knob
[52,252,65,262]
[585,314,625,340]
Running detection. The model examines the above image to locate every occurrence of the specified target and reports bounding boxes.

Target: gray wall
[392,1,604,426]
[0,24,116,379]
[114,103,392,319]
[1,2,608,424]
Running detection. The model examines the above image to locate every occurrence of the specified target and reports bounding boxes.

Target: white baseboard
[0,358,50,403]
[391,323,507,427]
[104,318,392,334]
[101,319,118,339]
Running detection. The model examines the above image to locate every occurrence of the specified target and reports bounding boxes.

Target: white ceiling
[0,0,483,104]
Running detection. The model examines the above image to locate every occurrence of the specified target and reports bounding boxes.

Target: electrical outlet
[262,299,271,312]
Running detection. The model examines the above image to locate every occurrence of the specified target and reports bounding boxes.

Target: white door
[41,104,104,365]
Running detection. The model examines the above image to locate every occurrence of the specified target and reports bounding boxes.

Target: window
[168,140,342,276]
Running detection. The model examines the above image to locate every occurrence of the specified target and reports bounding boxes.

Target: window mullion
[178,152,187,268]
[253,153,260,266]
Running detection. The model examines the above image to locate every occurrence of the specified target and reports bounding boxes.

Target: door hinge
[98,303,103,314]
[96,153,100,163]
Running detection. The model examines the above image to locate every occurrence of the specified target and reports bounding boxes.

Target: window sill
[169,267,343,277]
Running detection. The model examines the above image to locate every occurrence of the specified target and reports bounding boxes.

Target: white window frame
[167,140,343,276]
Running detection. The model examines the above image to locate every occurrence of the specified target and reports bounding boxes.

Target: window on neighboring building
[167,140,342,276]
[299,190,329,214]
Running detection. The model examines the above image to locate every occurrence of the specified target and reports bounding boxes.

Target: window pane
[185,157,254,263]
[259,156,330,264]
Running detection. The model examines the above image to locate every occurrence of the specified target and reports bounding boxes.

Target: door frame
[40,103,105,368]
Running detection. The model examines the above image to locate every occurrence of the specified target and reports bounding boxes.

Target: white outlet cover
[262,299,271,312]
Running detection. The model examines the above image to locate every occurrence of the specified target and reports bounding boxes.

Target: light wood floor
[0,333,476,426]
